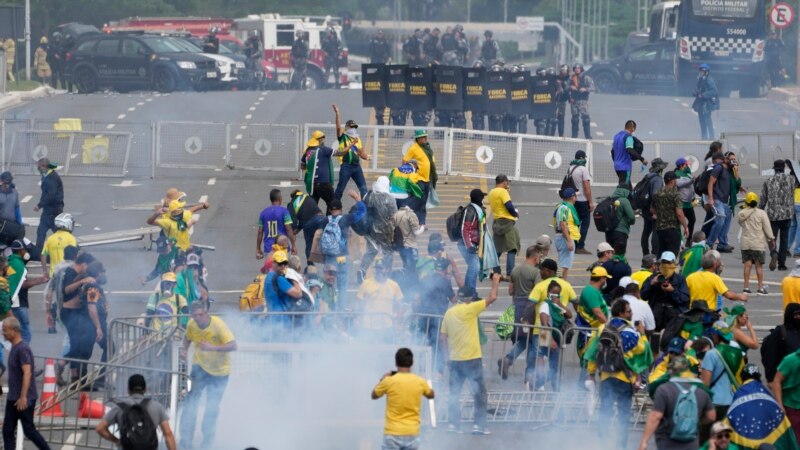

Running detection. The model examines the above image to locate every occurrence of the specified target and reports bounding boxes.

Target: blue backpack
[320,215,344,256]
[670,381,699,442]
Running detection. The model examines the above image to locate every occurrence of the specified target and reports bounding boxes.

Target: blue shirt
[612,130,635,172]
[259,206,292,251]
[701,348,734,406]
[264,272,294,313]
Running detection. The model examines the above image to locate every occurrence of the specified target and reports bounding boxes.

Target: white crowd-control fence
[0,120,794,185]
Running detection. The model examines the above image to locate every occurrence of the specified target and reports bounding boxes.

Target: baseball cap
[457,286,476,300]
[186,253,201,266]
[711,320,734,341]
[560,187,578,199]
[618,276,634,288]
[535,235,552,248]
[664,171,678,183]
[128,374,146,392]
[9,240,24,250]
[660,251,677,263]
[575,150,587,159]
[710,421,732,435]
[675,157,688,167]
[345,119,358,128]
[699,63,711,72]
[329,199,343,211]
[642,254,657,267]
[161,272,177,282]
[745,192,758,204]
[470,189,487,204]
[597,242,613,253]
[272,250,289,264]
[667,337,686,354]
[0,172,12,183]
[540,258,558,272]
[590,266,613,279]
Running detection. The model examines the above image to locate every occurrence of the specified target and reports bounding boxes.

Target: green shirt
[577,284,608,328]
[676,167,694,208]
[777,351,800,410]
[680,244,706,276]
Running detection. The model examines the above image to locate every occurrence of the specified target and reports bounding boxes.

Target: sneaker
[718,246,734,253]
[446,424,462,434]
[780,265,789,271]
[757,287,769,295]
[471,425,491,435]
[742,288,752,294]
[770,253,778,271]
[575,248,592,255]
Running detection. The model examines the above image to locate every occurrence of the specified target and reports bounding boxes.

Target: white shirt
[623,294,655,332]
[570,165,592,202]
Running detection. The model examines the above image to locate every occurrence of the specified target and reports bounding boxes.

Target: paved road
[1,88,797,449]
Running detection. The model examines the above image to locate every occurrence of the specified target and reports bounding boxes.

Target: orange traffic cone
[78,392,106,419]
[39,359,65,417]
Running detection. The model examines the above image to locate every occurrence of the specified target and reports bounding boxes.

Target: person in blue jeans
[333,104,370,199]
[705,152,733,250]
[321,191,366,309]
[457,189,487,297]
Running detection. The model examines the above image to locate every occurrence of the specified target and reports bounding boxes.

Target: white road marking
[596,131,605,137]
[106,124,116,130]
[20,195,31,203]
[128,107,136,112]
[240,125,247,130]
[137,102,145,106]
[109,179,140,187]
[254,102,261,105]
[258,97,265,101]
[235,134,243,140]
[198,195,208,203]
[590,122,598,127]
[245,114,252,120]
[680,102,689,107]
[249,106,256,111]
[673,98,681,102]
[208,178,216,185]
[117,114,126,120]
[146,98,153,102]
[230,144,238,150]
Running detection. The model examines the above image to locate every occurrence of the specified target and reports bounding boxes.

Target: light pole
[24,0,30,80]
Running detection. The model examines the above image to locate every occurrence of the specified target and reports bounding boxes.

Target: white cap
[660,251,677,263]
[619,276,635,288]
[597,242,614,253]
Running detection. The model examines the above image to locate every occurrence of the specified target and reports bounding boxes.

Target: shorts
[554,234,574,269]
[382,435,420,450]
[741,249,765,264]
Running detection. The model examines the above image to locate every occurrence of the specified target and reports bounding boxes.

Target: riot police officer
[403,29,424,67]
[440,26,458,65]
[569,63,594,139]
[369,30,391,64]
[423,28,442,65]
[203,27,220,54]
[48,32,65,89]
[545,67,560,136]
[502,64,520,133]
[551,64,570,136]
[290,30,310,90]
[455,25,469,65]
[244,30,263,90]
[692,64,719,140]
[533,67,551,135]
[480,30,501,66]
[487,62,505,132]
[470,61,486,130]
[322,27,341,88]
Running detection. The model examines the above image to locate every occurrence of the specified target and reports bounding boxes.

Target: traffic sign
[685,155,700,173]
[254,139,272,156]
[771,3,795,29]
[184,136,203,155]
[476,146,494,164]
[545,151,562,169]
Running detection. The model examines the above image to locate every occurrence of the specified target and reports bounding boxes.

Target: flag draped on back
[389,163,423,198]
[726,380,800,450]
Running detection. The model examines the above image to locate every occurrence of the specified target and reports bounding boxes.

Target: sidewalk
[768,85,800,110]
[0,85,59,111]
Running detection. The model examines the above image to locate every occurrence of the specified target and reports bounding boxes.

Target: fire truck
[232,14,348,89]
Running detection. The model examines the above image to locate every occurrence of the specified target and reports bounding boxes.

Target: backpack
[271,273,313,312]
[669,382,699,442]
[558,166,579,198]
[693,166,713,196]
[320,215,344,256]
[761,325,800,382]
[495,305,515,340]
[445,205,466,242]
[632,173,656,211]
[239,274,266,313]
[595,322,629,374]
[593,197,620,233]
[117,399,158,450]
[350,193,371,237]
[659,313,687,352]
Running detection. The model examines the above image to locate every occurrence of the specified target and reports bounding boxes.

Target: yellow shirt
[403,143,433,182]
[185,316,235,376]
[357,277,403,329]
[155,211,193,251]
[528,277,576,327]
[373,372,433,436]
[488,187,516,222]
[630,270,652,288]
[555,203,581,241]
[686,270,728,311]
[794,188,800,205]
[783,276,800,311]
[441,300,486,361]
[43,230,77,276]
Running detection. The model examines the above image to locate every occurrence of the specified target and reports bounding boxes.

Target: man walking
[761,159,795,271]
[1,317,50,450]
[554,188,581,280]
[488,174,520,274]
[34,158,64,255]
[705,152,733,252]
[651,171,690,256]
[441,273,501,435]
[738,192,774,294]
[333,104,370,199]
[371,348,434,450]
[256,189,296,260]
[641,158,668,256]
[179,303,237,449]
[607,183,636,250]
[403,130,437,230]
[675,158,697,246]
[288,189,326,261]
[568,150,594,254]
[97,374,177,450]
[611,120,647,189]
[458,189,488,297]
[692,64,719,140]
[301,130,341,210]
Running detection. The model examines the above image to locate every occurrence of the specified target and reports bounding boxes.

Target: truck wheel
[592,72,618,94]
[74,69,98,94]
[153,68,177,93]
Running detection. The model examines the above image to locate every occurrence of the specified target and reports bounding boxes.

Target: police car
[66,34,220,93]
[586,40,676,94]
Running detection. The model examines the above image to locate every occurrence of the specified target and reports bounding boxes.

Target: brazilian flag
[582,319,653,376]
[389,163,423,198]
[726,380,800,450]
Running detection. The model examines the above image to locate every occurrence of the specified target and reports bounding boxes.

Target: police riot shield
[434,65,463,111]
[484,70,511,114]
[361,64,386,108]
[510,71,531,116]
[530,74,557,120]
[386,65,408,110]
[463,67,486,112]
[405,66,435,111]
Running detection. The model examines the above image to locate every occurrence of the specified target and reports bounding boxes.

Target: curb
[0,86,58,111]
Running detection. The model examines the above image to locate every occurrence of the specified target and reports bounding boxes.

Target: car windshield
[164,37,202,53]
[140,36,187,53]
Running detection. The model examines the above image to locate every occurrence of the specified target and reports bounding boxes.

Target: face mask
[660,262,677,278]
[696,350,707,360]
[38,167,47,175]
[548,293,560,302]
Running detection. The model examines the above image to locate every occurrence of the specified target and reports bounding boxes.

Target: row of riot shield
[361,64,558,120]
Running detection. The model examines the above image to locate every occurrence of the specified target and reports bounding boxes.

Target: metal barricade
[1,118,32,171]
[7,130,131,177]
[721,131,798,180]
[228,123,300,171]
[156,121,229,169]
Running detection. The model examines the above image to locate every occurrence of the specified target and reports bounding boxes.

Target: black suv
[65,34,219,93]
[586,40,676,95]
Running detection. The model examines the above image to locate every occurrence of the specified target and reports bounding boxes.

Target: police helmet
[484,30,493,38]
[55,213,74,232]
[490,63,503,72]
[454,24,464,32]
[209,26,219,35]
[699,63,710,72]
[473,60,484,69]
[559,64,569,74]
[248,30,258,38]
[535,67,547,76]
[516,64,527,72]
[40,36,48,45]
[546,67,556,76]
[573,63,584,71]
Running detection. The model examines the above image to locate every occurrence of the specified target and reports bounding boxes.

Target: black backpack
[117,399,158,450]
[593,197,620,233]
[632,173,656,211]
[559,166,579,198]
[446,205,466,242]
[693,166,714,196]
[595,322,630,374]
